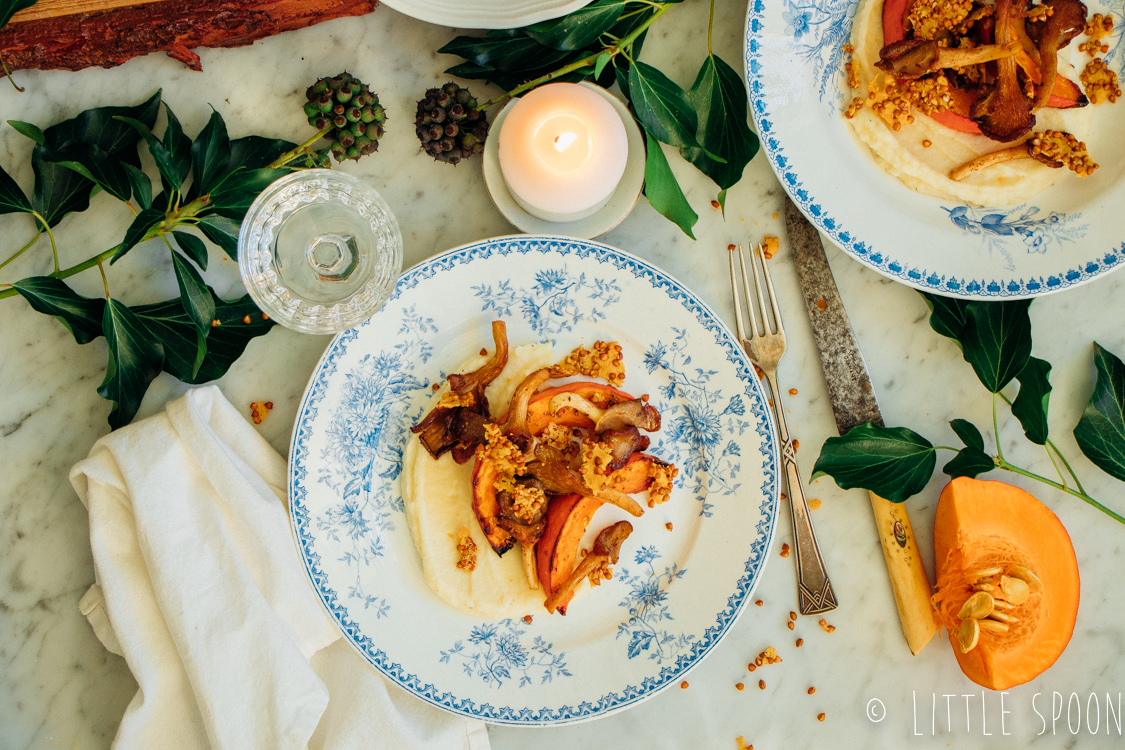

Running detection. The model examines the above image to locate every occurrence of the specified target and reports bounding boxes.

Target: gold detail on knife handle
[868,491,937,655]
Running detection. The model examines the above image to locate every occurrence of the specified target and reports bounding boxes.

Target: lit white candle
[498,83,629,223]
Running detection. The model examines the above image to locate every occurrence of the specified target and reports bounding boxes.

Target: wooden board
[1,0,378,72]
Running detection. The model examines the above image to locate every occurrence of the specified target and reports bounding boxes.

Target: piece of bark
[0,0,378,73]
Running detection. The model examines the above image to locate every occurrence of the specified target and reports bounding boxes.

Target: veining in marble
[2,2,1125,748]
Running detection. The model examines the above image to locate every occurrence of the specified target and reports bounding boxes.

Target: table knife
[783,196,937,655]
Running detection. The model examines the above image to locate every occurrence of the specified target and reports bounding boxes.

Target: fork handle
[763,372,837,616]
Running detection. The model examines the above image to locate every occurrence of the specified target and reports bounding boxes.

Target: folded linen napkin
[71,385,490,750]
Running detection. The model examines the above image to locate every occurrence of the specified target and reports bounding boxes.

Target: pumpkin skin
[932,477,1080,690]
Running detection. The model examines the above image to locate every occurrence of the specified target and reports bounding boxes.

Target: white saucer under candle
[498,82,629,223]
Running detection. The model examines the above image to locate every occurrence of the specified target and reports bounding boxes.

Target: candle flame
[553,132,578,152]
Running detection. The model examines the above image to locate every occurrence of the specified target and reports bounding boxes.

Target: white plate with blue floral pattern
[745,0,1125,298]
[288,235,779,725]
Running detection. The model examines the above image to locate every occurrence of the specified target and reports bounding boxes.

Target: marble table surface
[2,2,1124,749]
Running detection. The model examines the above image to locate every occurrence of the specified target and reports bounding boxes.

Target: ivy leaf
[12,276,106,344]
[30,149,95,228]
[0,0,37,29]
[680,54,758,198]
[43,90,160,164]
[950,418,985,451]
[131,298,205,383]
[190,110,232,196]
[197,214,241,260]
[438,34,570,74]
[170,250,215,335]
[7,119,44,144]
[1073,342,1125,482]
[919,291,969,346]
[98,299,165,430]
[811,422,936,503]
[642,131,697,239]
[114,116,183,191]
[0,163,33,214]
[192,293,276,384]
[160,104,193,190]
[1011,356,1052,445]
[46,142,132,202]
[112,207,165,263]
[124,163,152,210]
[226,135,296,173]
[172,230,208,271]
[208,168,288,221]
[594,52,611,79]
[524,0,625,51]
[943,447,996,479]
[628,61,706,152]
[960,299,1033,393]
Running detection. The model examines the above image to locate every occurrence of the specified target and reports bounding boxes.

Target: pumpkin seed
[973,583,998,594]
[978,619,1009,633]
[971,566,1003,579]
[1007,565,1042,593]
[988,610,1018,623]
[958,617,980,653]
[1000,575,1031,605]
[957,591,995,620]
[992,599,1014,611]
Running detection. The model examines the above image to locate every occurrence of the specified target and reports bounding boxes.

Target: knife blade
[784,195,937,655]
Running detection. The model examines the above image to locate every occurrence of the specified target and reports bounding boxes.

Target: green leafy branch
[811,293,1125,525]
[435,0,759,238]
[0,90,324,428]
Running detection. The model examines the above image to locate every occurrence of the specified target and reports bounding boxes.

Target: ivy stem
[268,127,334,170]
[0,244,121,301]
[997,459,1125,525]
[479,1,675,109]
[1,55,24,93]
[97,260,110,299]
[29,212,61,273]
[1045,445,1066,489]
[707,0,715,56]
[997,391,1086,494]
[0,230,44,271]
[992,392,1006,464]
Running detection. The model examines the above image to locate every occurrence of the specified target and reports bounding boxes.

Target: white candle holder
[482,83,645,240]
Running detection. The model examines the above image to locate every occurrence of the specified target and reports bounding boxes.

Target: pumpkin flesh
[932,477,1079,690]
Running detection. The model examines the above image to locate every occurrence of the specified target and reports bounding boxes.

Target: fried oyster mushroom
[949,129,1098,180]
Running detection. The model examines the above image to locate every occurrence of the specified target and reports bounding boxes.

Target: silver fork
[729,244,837,616]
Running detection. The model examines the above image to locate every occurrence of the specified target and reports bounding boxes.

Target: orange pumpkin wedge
[932,477,1079,690]
[537,493,604,615]
[526,383,634,436]
[470,457,515,557]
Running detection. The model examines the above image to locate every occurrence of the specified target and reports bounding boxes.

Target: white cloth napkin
[70,385,490,750]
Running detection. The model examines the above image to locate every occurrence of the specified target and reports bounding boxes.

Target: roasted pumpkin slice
[525,382,634,436]
[536,493,604,615]
[932,477,1080,690]
[470,457,515,557]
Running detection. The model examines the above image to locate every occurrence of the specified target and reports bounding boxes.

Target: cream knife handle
[868,491,937,655]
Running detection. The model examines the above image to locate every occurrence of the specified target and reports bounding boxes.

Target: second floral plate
[288,235,780,725]
[745,0,1125,298]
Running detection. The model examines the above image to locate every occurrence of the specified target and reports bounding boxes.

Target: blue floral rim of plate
[287,236,780,725]
[745,0,1125,298]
